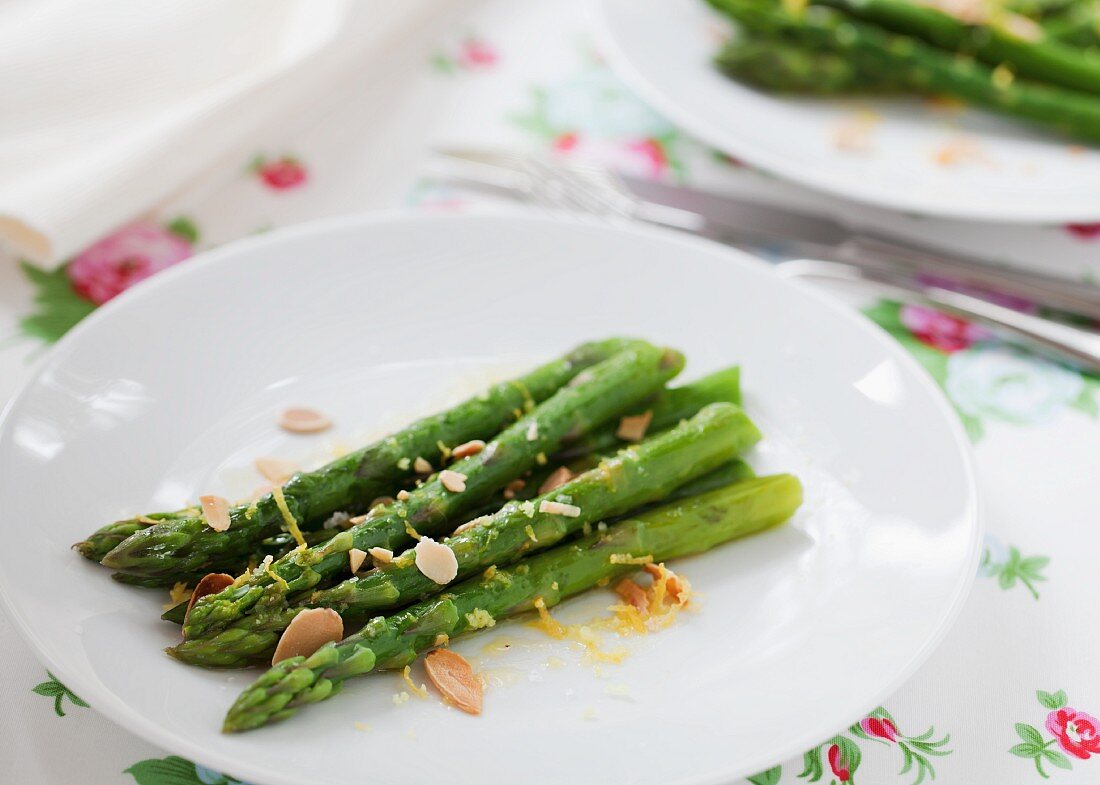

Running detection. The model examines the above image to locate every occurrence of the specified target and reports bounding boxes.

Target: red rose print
[900,304,988,353]
[254,156,308,191]
[859,716,899,742]
[1046,707,1100,759]
[458,38,498,68]
[67,221,193,305]
[1066,222,1100,239]
[827,743,852,782]
[624,138,669,179]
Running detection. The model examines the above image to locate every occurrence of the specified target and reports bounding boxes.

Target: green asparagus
[222,473,803,732]
[181,344,685,641]
[708,0,1100,142]
[812,0,1100,95]
[98,338,641,581]
[716,34,903,92]
[74,509,199,564]
[170,403,760,666]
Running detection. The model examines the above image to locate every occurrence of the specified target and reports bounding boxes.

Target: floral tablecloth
[2,2,1099,784]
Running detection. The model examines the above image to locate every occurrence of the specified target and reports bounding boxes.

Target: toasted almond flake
[254,456,297,484]
[538,500,581,518]
[413,456,433,474]
[272,608,343,665]
[424,649,483,715]
[615,578,648,611]
[526,421,539,441]
[349,514,368,525]
[363,548,393,568]
[199,495,231,532]
[453,515,491,536]
[370,496,395,509]
[615,410,653,443]
[414,537,459,584]
[451,439,485,459]
[396,489,410,501]
[277,407,331,434]
[182,573,235,623]
[537,466,575,495]
[440,469,467,493]
[503,478,525,500]
[349,548,368,573]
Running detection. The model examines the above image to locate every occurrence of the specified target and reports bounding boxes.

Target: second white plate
[592,0,1100,222]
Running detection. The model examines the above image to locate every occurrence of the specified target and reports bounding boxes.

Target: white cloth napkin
[0,0,436,266]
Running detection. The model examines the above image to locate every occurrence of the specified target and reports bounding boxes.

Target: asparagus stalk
[812,0,1100,95]
[170,403,759,666]
[1044,1,1100,46]
[222,474,803,732]
[98,338,642,581]
[708,0,1100,142]
[716,34,903,93]
[180,344,685,641]
[75,509,199,564]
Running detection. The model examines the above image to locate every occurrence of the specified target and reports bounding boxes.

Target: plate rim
[0,209,983,785]
[588,0,1100,224]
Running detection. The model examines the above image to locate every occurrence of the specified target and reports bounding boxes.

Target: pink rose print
[827,743,852,782]
[68,221,193,305]
[1047,708,1100,760]
[859,716,899,742]
[550,133,673,180]
[1066,222,1100,239]
[900,304,988,353]
[252,155,308,191]
[458,38,498,68]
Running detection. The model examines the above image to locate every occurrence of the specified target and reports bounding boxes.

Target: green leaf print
[980,542,1049,600]
[1037,690,1068,710]
[1069,376,1100,417]
[799,746,824,782]
[125,757,204,785]
[747,765,783,785]
[166,216,200,244]
[31,671,88,717]
[18,260,96,344]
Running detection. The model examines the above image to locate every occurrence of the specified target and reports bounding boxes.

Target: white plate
[591,0,1100,222]
[0,212,979,785]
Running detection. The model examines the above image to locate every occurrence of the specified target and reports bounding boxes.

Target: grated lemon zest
[525,524,539,543]
[245,498,259,521]
[609,553,653,565]
[271,486,306,549]
[465,608,497,629]
[164,582,192,611]
[405,521,422,540]
[401,666,428,698]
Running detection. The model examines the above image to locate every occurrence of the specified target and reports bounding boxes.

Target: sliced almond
[538,466,574,495]
[538,500,581,518]
[614,578,648,611]
[414,537,459,584]
[440,470,467,493]
[396,489,411,501]
[413,456,433,474]
[502,478,526,500]
[424,649,482,715]
[452,515,491,536]
[254,456,297,484]
[451,439,485,460]
[349,548,368,573]
[250,483,275,501]
[199,495,231,532]
[272,608,343,665]
[277,407,332,434]
[616,410,653,442]
[368,546,393,565]
[370,496,395,509]
[183,573,235,624]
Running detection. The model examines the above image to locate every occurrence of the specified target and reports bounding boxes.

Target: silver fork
[428,147,1100,373]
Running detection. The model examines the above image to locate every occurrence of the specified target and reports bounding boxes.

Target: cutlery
[429,147,1100,372]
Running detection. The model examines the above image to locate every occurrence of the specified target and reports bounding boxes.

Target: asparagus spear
[716,34,903,93]
[222,473,803,732]
[170,403,760,666]
[708,0,1100,142]
[75,509,199,564]
[98,338,642,581]
[1044,1,1100,46]
[811,0,1100,95]
[181,344,685,641]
